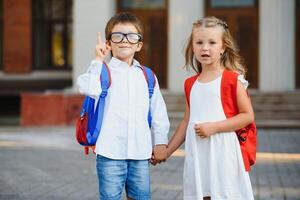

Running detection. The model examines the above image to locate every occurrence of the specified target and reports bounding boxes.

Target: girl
[166,17,255,200]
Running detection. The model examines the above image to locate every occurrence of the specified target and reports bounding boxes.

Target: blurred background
[0,1,299,199]
[0,0,299,128]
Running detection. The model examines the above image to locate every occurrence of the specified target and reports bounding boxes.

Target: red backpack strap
[84,146,96,155]
[221,70,239,118]
[184,74,199,107]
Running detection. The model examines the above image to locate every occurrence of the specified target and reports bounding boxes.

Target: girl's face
[107,23,143,65]
[192,26,224,68]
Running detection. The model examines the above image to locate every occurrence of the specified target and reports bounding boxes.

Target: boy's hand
[194,122,217,138]
[150,153,159,166]
[95,32,110,62]
[153,144,168,162]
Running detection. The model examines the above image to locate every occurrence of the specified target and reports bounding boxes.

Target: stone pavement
[0,127,300,200]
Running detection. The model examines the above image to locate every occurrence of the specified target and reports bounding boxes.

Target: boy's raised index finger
[97,32,102,45]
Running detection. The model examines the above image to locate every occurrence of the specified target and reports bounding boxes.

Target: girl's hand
[153,145,168,161]
[95,32,110,61]
[194,122,217,138]
[150,145,168,166]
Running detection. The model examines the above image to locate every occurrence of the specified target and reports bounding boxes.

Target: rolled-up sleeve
[150,77,170,145]
[238,74,249,89]
[76,60,103,99]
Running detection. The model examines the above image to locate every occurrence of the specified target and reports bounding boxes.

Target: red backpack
[184,70,257,171]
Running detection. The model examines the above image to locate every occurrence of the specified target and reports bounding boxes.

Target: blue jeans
[96,155,151,200]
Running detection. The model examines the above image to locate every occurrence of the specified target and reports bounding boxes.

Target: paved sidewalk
[0,127,300,200]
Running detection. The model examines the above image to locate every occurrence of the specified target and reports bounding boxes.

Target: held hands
[194,122,218,138]
[95,32,110,62]
[150,145,168,166]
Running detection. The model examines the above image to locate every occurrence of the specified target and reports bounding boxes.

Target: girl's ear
[136,42,143,52]
[220,47,225,55]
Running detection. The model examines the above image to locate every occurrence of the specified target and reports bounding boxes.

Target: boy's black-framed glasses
[109,32,142,44]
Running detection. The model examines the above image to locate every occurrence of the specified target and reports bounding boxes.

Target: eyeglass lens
[110,32,141,44]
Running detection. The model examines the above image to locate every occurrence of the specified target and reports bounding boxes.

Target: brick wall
[21,93,84,126]
[3,0,32,73]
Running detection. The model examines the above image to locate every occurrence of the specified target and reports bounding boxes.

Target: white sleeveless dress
[183,74,254,200]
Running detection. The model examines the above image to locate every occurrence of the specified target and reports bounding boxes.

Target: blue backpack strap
[142,66,156,128]
[86,96,96,135]
[86,62,111,145]
[81,96,93,118]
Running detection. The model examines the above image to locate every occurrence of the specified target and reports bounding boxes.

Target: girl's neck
[198,64,224,83]
[201,63,224,74]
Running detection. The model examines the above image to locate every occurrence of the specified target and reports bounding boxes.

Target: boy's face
[107,23,143,64]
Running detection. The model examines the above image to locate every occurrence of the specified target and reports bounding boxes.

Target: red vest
[184,70,257,171]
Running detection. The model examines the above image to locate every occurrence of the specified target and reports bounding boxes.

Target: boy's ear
[105,40,112,51]
[136,42,143,52]
[106,40,111,47]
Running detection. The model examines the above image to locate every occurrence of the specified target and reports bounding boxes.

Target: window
[32,0,73,70]
[210,0,255,8]
[120,0,166,9]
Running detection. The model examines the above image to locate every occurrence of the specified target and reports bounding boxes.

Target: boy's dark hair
[105,12,143,41]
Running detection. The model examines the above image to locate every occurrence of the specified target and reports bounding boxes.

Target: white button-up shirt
[77,57,170,160]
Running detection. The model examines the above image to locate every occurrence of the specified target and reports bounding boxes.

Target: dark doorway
[0,95,20,125]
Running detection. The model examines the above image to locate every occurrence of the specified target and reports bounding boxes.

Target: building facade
[74,0,299,92]
[0,0,299,123]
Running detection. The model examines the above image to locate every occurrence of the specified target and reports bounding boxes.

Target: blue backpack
[76,62,156,152]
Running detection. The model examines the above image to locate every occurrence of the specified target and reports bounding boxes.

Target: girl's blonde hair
[184,16,246,76]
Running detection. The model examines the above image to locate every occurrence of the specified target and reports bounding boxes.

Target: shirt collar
[109,57,143,69]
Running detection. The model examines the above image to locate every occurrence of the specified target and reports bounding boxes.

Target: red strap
[84,146,89,155]
[184,74,199,107]
[221,70,239,118]
[84,146,96,155]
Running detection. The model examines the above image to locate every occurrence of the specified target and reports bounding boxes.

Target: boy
[77,12,169,200]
